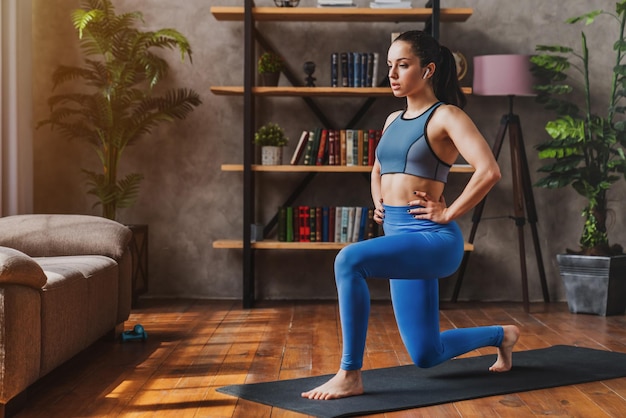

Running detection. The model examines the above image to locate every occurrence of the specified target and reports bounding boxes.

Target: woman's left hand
[407,191,450,224]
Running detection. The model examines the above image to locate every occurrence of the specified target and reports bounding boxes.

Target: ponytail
[394,31,466,109]
[435,46,466,109]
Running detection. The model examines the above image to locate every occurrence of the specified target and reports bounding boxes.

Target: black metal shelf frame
[241,0,442,308]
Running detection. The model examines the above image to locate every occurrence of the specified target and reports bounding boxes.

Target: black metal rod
[243,0,256,309]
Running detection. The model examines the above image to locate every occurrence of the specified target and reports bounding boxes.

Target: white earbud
[423,69,430,79]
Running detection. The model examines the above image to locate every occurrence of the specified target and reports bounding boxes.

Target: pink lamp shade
[472,54,535,96]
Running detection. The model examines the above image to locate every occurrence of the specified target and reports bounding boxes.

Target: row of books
[277,206,381,243]
[330,52,380,88]
[290,128,383,166]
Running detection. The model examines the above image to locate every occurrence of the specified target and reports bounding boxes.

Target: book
[372,52,380,87]
[299,206,310,242]
[366,52,374,87]
[315,207,322,242]
[359,53,367,87]
[290,130,309,165]
[351,206,363,242]
[309,207,317,242]
[278,207,287,242]
[370,1,412,8]
[357,130,364,166]
[334,207,343,242]
[330,52,339,87]
[340,207,349,243]
[316,129,328,165]
[318,0,355,6]
[328,129,337,165]
[346,206,356,242]
[346,130,355,166]
[340,52,349,87]
[352,52,361,87]
[286,206,294,242]
[303,128,321,165]
[358,206,368,241]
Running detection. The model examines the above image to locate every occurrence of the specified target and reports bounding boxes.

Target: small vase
[261,146,283,165]
[260,72,280,87]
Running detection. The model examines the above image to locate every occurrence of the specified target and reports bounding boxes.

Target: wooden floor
[12,299,626,417]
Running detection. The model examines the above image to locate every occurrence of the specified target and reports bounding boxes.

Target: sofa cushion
[0,247,46,288]
[0,214,132,260]
[36,255,119,376]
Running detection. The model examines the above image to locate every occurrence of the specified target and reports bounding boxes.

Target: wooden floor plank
[12,300,626,418]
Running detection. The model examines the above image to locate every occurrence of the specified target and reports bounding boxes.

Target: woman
[301,30,520,401]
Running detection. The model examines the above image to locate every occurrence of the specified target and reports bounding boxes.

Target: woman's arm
[441,106,501,221]
[371,159,384,224]
[410,105,501,223]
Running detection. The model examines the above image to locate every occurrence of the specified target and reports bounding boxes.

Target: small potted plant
[531,1,626,315]
[254,122,289,165]
[258,52,285,86]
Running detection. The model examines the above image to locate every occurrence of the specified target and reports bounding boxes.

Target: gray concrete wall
[32,0,626,302]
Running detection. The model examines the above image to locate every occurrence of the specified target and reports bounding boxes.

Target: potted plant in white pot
[257,52,284,86]
[254,122,288,165]
[38,0,202,220]
[531,1,626,315]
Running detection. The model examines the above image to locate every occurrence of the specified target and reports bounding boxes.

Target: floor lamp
[450,54,550,312]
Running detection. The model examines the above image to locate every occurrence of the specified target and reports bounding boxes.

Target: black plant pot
[260,72,280,87]
[557,254,626,316]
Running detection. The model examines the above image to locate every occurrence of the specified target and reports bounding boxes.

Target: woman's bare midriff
[380,173,444,206]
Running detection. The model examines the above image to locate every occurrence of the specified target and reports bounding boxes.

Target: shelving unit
[211,1,473,308]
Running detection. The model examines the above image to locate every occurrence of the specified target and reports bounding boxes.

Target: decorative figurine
[303,61,316,87]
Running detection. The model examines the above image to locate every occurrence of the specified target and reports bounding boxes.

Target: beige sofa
[0,214,133,416]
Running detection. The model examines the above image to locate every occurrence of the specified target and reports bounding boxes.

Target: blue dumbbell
[121,324,148,342]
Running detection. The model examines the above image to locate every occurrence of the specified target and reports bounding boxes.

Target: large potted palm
[531,1,626,315]
[38,0,201,220]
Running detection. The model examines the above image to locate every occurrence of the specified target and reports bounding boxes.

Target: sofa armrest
[0,214,132,260]
[0,246,47,288]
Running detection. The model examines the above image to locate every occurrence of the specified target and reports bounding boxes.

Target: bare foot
[301,369,364,400]
[489,325,520,372]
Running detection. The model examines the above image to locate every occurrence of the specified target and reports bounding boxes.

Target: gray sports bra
[375,102,451,183]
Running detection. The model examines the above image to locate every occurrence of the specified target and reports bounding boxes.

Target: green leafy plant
[257,52,284,74]
[531,1,626,256]
[253,122,288,147]
[38,0,202,220]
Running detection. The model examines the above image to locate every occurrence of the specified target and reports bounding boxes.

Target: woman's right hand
[374,199,385,224]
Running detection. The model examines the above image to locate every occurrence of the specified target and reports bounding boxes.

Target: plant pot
[557,254,626,316]
[260,72,280,86]
[261,146,283,165]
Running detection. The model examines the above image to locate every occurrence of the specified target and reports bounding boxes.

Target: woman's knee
[335,244,369,280]
[409,348,441,369]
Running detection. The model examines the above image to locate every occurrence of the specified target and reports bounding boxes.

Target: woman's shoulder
[434,102,465,117]
[383,110,404,130]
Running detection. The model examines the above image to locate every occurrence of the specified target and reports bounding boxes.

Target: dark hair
[394,30,466,109]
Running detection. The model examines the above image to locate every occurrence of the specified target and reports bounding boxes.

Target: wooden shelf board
[211,86,473,96]
[213,239,474,252]
[211,7,472,22]
[221,163,474,173]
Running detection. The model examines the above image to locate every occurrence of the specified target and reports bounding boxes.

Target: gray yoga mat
[217,345,626,418]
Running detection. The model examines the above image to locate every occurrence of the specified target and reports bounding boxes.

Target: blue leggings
[335,204,503,370]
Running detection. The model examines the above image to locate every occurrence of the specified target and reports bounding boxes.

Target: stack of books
[370,0,412,8]
[290,128,383,166]
[318,0,356,7]
[278,206,381,243]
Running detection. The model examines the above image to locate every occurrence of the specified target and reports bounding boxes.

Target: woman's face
[387,40,431,97]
